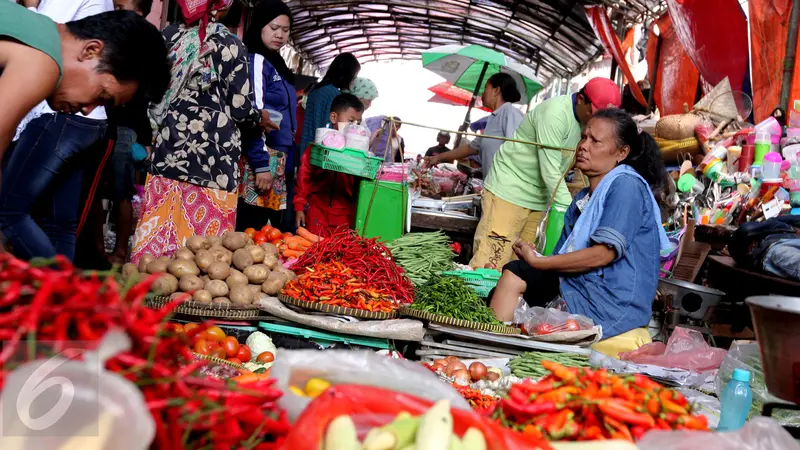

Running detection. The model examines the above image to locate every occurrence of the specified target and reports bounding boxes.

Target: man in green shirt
[471,77,622,268]
[0,2,168,156]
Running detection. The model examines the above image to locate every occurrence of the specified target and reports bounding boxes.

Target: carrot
[297,227,320,243]
[287,241,301,251]
[293,236,314,248]
[283,249,303,258]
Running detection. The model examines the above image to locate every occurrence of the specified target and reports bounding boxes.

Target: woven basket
[399,306,521,335]
[146,295,262,319]
[277,294,398,320]
[655,113,703,141]
[191,351,247,371]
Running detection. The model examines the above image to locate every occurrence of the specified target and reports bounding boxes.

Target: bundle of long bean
[509,351,589,379]
[411,275,502,325]
[385,232,455,284]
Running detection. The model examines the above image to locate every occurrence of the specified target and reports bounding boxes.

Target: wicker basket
[145,295,262,319]
[399,306,520,335]
[277,294,398,320]
[310,144,382,179]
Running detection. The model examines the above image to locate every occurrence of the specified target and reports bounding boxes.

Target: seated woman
[489,108,670,355]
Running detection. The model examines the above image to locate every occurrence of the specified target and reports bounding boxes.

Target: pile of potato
[122,232,296,307]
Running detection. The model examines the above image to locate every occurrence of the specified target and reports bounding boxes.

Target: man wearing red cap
[470,77,621,269]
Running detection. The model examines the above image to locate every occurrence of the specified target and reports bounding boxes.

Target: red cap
[582,78,622,112]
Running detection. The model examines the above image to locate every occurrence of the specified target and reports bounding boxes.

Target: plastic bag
[714,342,800,426]
[271,349,470,422]
[619,327,726,371]
[515,305,594,336]
[282,384,546,450]
[637,417,799,450]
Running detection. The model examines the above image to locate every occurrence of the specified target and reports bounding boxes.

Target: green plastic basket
[441,269,501,298]
[310,144,383,179]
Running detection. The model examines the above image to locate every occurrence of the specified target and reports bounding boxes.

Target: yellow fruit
[305,377,332,398]
[289,385,305,397]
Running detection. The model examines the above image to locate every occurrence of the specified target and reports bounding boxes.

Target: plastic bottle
[717,368,753,432]
[754,131,772,165]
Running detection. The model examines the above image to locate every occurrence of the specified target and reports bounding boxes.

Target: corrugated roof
[283,0,664,83]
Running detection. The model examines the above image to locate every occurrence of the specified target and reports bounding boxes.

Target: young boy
[294,94,364,235]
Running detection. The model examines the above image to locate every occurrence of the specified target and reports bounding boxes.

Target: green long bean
[509,351,589,378]
[386,232,455,285]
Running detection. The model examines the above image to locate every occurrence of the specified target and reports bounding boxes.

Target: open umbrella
[427,82,491,112]
[422,44,543,139]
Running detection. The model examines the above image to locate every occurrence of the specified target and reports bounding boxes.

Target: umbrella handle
[455,62,489,147]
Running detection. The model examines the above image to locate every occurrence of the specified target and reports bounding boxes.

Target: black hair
[66,11,169,103]
[487,73,521,103]
[330,93,364,114]
[132,0,153,17]
[592,108,666,190]
[314,53,360,91]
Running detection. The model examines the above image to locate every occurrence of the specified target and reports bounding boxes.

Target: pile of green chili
[410,275,502,325]
[385,232,455,285]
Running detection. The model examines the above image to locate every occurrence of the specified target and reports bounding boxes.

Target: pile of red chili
[452,383,497,413]
[493,360,709,442]
[282,262,399,312]
[0,254,289,449]
[292,229,414,304]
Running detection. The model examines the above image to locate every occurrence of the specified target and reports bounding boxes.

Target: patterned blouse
[149,23,261,193]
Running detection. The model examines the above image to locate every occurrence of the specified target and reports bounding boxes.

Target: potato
[137,253,156,272]
[209,245,233,265]
[261,272,288,296]
[179,275,204,292]
[152,273,179,295]
[146,259,170,274]
[212,297,231,307]
[170,292,191,301]
[262,253,279,270]
[207,261,231,280]
[174,247,195,260]
[246,245,266,264]
[229,284,253,305]
[205,279,229,298]
[246,284,262,299]
[260,243,279,257]
[121,263,139,280]
[186,235,209,252]
[206,236,222,247]
[232,248,254,271]
[274,265,296,281]
[168,259,200,278]
[193,289,212,304]
[222,231,248,251]
[243,264,270,284]
[200,275,210,284]
[226,268,249,288]
[194,249,214,272]
[157,256,172,264]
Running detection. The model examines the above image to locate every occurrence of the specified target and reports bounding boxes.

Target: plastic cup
[266,109,283,128]
[754,131,772,165]
[726,146,742,173]
[678,173,705,194]
[739,144,755,172]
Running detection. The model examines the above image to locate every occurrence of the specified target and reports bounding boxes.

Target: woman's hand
[255,172,273,192]
[422,155,440,169]
[513,239,538,265]
[260,110,280,132]
[295,211,306,228]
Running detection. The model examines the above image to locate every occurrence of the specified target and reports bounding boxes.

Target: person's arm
[0,42,60,155]
[521,243,615,273]
[424,143,478,167]
[215,36,260,125]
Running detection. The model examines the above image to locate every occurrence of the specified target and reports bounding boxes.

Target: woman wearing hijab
[131,0,267,263]
[298,52,361,152]
[238,0,296,231]
[345,77,379,111]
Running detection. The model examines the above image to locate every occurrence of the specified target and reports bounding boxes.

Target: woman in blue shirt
[489,108,670,342]
[239,0,297,230]
[298,53,360,153]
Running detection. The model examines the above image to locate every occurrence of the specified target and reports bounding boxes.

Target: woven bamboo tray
[277,294,397,320]
[191,351,247,371]
[146,295,262,319]
[399,306,521,335]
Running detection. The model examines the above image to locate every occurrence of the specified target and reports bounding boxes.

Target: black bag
[729,215,800,270]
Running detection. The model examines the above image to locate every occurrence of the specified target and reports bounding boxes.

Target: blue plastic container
[717,368,753,432]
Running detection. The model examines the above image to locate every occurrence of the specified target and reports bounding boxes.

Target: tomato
[193,338,210,355]
[205,326,226,342]
[222,336,240,358]
[254,231,267,241]
[170,323,184,334]
[533,323,554,335]
[183,323,199,333]
[564,319,581,332]
[210,347,226,359]
[270,239,284,246]
[226,357,243,365]
[260,225,274,235]
[244,228,257,239]
[256,351,275,363]
[254,235,267,245]
[264,228,281,241]
[283,232,293,238]
[236,345,252,362]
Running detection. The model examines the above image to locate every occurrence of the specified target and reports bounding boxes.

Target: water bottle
[717,368,753,432]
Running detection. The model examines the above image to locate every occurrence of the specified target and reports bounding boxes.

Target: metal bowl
[657,278,725,320]
[746,296,800,404]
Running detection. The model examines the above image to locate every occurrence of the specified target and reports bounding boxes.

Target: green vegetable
[508,351,589,379]
[386,232,455,285]
[411,276,501,325]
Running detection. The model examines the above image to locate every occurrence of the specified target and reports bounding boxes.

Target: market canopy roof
[285,0,662,83]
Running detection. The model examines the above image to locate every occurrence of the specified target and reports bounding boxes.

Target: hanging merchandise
[646,14,701,116]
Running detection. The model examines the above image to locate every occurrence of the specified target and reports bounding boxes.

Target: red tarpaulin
[585,5,647,106]
[665,0,749,98]
[749,0,800,122]
[646,14,701,116]
[427,82,491,112]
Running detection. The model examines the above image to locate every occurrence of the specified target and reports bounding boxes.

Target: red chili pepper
[541,360,578,384]
[500,398,558,418]
[598,400,656,427]
[659,389,689,415]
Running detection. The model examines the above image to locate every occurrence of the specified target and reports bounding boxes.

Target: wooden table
[706,255,800,299]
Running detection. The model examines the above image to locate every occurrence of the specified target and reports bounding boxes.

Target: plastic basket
[258,321,390,350]
[310,144,382,179]
[441,269,500,298]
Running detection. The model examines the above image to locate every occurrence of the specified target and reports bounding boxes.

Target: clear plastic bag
[271,349,470,422]
[619,326,726,371]
[514,305,594,336]
[636,417,799,450]
[714,342,800,426]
